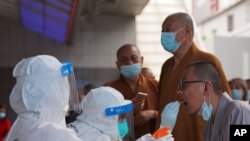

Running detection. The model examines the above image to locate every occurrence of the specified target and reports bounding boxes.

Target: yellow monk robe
[156,43,231,141]
[105,74,159,139]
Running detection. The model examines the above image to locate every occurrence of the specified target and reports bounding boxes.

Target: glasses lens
[179,80,204,90]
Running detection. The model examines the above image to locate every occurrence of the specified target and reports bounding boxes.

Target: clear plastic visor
[105,100,134,141]
[61,62,81,113]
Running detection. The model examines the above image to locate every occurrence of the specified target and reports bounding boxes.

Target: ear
[203,81,212,96]
[185,25,192,38]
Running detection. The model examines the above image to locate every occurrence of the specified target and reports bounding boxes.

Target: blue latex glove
[160,101,180,130]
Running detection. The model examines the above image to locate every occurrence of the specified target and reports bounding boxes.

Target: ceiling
[0,0,19,20]
[0,0,148,43]
[0,0,149,22]
[78,0,149,18]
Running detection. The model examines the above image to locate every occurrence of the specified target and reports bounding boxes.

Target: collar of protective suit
[156,43,231,141]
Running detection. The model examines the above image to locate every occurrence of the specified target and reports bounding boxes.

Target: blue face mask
[197,97,212,121]
[117,119,129,139]
[232,89,242,100]
[161,27,185,53]
[0,112,6,119]
[120,63,142,78]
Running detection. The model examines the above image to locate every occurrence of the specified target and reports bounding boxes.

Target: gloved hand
[136,134,154,141]
[160,101,181,130]
[136,128,174,141]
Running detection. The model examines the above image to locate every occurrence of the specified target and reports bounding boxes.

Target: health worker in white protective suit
[6,55,82,141]
[68,86,135,141]
[68,86,175,141]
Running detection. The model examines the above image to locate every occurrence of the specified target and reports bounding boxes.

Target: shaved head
[116,44,140,60]
[164,12,194,37]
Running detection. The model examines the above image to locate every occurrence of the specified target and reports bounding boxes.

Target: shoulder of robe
[103,80,119,87]
[198,50,220,62]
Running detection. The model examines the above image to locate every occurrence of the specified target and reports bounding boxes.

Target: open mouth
[184,102,188,106]
[180,100,188,106]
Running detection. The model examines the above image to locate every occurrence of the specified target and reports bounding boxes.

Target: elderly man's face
[161,17,187,45]
[116,46,142,70]
[179,67,205,114]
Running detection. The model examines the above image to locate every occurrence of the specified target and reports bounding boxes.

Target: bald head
[163,12,194,37]
[116,44,140,60]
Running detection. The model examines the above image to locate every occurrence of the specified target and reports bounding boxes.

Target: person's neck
[210,92,221,123]
[124,75,140,93]
[172,41,192,70]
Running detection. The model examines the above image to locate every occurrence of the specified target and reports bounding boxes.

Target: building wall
[135,0,188,79]
[199,1,250,81]
[199,1,250,40]
[0,15,136,121]
[207,36,250,80]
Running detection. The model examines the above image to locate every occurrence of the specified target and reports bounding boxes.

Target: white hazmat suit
[68,86,132,141]
[6,55,81,141]
[68,86,175,141]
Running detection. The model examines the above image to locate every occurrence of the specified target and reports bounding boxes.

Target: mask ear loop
[206,82,213,114]
[176,26,186,46]
[203,82,208,104]
[206,81,212,106]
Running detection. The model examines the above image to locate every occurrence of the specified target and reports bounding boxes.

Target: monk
[141,67,156,80]
[104,44,159,139]
[157,12,231,141]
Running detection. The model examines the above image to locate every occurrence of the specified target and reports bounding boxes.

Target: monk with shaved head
[157,12,231,141]
[105,44,159,139]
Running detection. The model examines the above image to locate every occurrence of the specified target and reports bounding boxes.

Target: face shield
[61,62,81,113]
[105,100,134,141]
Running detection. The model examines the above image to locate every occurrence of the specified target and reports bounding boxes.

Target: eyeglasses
[179,80,205,90]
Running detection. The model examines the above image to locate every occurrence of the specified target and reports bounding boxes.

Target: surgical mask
[120,63,142,78]
[231,89,242,100]
[197,96,212,121]
[0,112,6,119]
[247,90,250,100]
[117,119,129,139]
[161,27,185,53]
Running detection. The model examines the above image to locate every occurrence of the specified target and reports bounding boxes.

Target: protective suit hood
[10,55,69,124]
[75,86,130,140]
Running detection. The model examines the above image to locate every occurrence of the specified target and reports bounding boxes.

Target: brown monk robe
[105,74,159,139]
[156,43,231,141]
